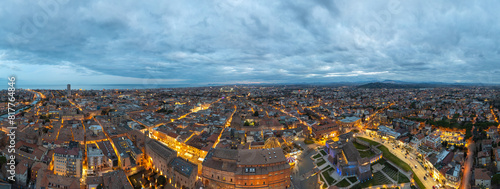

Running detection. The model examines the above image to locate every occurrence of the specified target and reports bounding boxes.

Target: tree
[97,184,103,189]
[253,111,259,117]
[442,141,448,147]
[492,174,500,186]
[157,175,166,186]
[0,156,6,166]
[244,121,250,126]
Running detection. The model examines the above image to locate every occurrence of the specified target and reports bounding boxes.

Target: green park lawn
[347,176,358,183]
[357,137,380,146]
[353,141,370,149]
[317,159,327,167]
[356,137,424,189]
[358,150,375,158]
[320,150,327,156]
[322,170,336,185]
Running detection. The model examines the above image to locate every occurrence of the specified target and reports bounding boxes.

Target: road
[291,137,320,189]
[460,140,474,189]
[360,133,439,189]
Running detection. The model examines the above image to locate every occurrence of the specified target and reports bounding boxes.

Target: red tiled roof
[15,140,37,149]
[54,147,79,156]
[478,150,490,158]
[439,166,451,176]
[442,151,454,164]
[167,131,179,138]
[474,168,491,180]
[207,133,219,142]
[15,160,29,174]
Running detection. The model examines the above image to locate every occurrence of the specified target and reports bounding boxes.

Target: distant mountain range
[357,80,499,89]
[357,82,437,89]
[3,79,499,91]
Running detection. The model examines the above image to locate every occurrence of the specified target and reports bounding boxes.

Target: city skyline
[1,0,500,86]
[3,1,500,188]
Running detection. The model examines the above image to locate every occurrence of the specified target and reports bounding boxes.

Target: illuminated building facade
[201,148,291,189]
[53,142,82,177]
[311,122,339,139]
[87,145,105,175]
[436,129,466,146]
[339,116,362,131]
[152,128,208,159]
[325,137,373,182]
[145,139,198,189]
[145,139,177,175]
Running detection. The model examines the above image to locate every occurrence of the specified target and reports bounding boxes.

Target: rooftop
[474,168,491,180]
[54,146,81,157]
[170,157,197,177]
[146,139,176,158]
[112,136,143,158]
[340,116,360,123]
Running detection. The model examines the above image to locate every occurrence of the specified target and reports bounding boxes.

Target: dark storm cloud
[1,0,500,84]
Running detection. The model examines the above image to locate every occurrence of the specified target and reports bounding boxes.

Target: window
[263,181,265,185]
[245,167,256,173]
[230,178,233,182]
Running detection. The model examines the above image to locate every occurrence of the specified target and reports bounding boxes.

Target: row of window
[210,171,286,181]
[212,175,233,182]
[241,181,288,186]
[55,160,66,164]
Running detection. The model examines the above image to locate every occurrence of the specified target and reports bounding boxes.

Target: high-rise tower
[67,84,71,96]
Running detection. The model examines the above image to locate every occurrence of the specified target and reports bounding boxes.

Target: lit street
[291,137,320,189]
[360,133,440,189]
[460,140,474,189]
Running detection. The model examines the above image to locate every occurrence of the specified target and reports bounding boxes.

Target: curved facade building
[201,148,291,189]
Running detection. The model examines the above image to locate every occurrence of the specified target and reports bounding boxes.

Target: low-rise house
[424,134,442,151]
[445,164,461,188]
[474,168,491,189]
[478,150,491,167]
[482,139,493,151]
[15,160,30,186]
[494,148,500,171]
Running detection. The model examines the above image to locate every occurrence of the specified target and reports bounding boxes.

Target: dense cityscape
[0,84,499,189]
[2,1,500,189]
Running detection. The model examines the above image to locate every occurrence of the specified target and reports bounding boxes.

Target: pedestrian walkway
[385,157,412,178]
[380,170,396,184]
[367,183,412,189]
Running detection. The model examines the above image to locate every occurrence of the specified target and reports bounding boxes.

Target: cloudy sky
[1,0,499,87]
